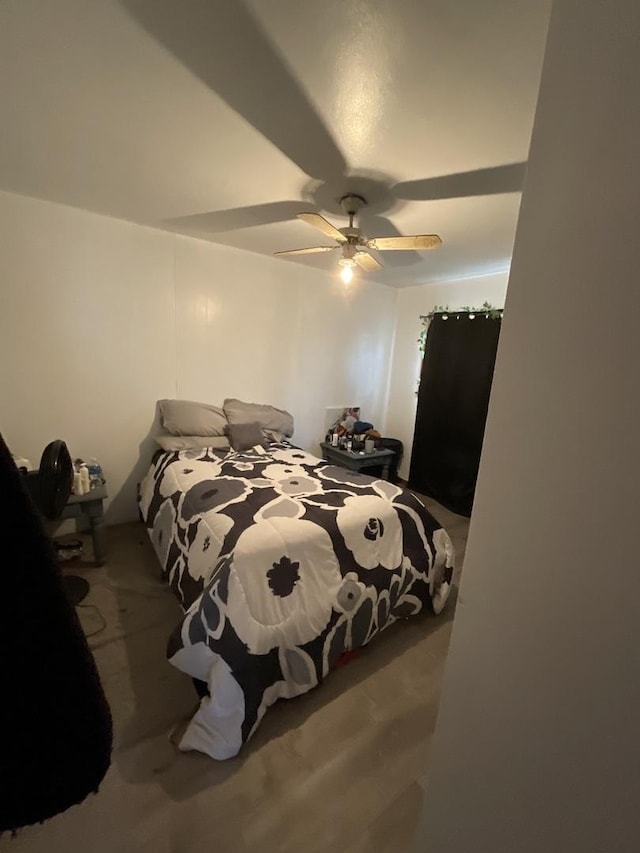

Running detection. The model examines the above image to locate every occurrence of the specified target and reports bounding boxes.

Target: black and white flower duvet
[139,442,454,759]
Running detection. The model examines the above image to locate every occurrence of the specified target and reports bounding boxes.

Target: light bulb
[340,264,354,284]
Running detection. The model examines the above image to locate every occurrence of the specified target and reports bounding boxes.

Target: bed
[139,433,454,760]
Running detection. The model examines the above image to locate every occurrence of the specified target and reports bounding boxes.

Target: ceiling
[0,0,551,288]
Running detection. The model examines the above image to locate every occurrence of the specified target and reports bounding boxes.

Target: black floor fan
[24,440,90,605]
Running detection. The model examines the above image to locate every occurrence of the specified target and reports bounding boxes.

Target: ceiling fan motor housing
[339,243,357,264]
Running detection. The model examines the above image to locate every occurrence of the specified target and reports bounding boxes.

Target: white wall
[414,2,640,851]
[172,236,396,455]
[385,272,509,479]
[0,190,396,523]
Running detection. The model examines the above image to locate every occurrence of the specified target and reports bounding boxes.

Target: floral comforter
[139,442,454,759]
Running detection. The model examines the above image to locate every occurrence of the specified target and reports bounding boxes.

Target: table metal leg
[382,462,391,481]
[89,515,106,566]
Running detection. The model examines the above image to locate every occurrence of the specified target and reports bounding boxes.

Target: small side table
[320,442,395,481]
[60,484,108,566]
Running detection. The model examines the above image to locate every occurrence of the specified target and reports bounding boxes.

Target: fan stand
[55,539,90,605]
[63,574,90,606]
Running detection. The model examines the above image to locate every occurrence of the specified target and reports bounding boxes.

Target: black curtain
[409,313,501,517]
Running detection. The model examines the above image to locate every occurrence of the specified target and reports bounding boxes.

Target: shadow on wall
[105,405,162,524]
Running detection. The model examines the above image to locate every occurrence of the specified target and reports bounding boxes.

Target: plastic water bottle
[88,457,103,488]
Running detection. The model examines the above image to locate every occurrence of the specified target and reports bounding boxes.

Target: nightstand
[60,484,108,565]
[320,442,395,481]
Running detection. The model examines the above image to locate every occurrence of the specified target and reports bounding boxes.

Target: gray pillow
[158,399,228,437]
[225,422,267,452]
[223,398,294,437]
[262,428,286,443]
[155,435,230,452]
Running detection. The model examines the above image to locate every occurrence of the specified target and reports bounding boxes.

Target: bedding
[139,441,454,760]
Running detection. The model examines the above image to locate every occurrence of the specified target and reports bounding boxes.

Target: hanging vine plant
[418,305,447,356]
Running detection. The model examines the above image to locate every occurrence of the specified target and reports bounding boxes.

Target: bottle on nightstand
[79,464,90,494]
[88,458,104,488]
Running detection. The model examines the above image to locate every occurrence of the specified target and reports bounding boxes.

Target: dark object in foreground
[0,433,112,833]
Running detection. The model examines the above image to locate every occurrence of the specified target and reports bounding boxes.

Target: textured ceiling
[0,0,551,287]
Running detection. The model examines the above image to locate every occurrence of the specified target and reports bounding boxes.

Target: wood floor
[3,497,469,853]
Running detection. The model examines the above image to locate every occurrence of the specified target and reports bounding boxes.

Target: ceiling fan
[122,0,525,283]
[274,194,442,283]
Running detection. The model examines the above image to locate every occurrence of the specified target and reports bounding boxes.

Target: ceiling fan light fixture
[339,258,356,284]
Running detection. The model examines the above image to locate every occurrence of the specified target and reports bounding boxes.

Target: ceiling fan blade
[366,235,442,251]
[354,251,383,271]
[165,201,306,234]
[297,213,346,243]
[120,0,346,184]
[393,163,527,201]
[358,212,423,268]
[275,246,337,256]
